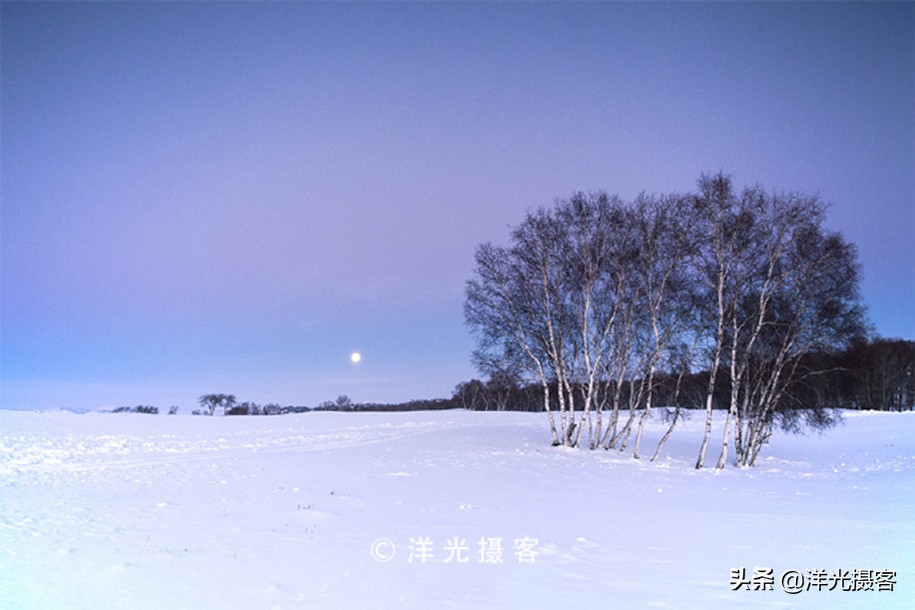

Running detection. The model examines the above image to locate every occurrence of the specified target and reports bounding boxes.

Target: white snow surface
[1,408,912,609]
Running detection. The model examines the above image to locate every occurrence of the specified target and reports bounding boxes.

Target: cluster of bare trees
[464,173,866,467]
[198,393,237,416]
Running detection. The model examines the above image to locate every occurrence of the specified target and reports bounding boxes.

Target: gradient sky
[2,2,913,411]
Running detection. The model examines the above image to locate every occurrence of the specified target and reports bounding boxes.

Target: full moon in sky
[350,352,362,364]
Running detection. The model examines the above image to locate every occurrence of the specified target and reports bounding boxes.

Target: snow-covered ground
[1,408,912,609]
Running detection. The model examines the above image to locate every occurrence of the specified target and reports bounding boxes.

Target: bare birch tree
[689,180,866,468]
[729,201,865,466]
[691,174,759,469]
[629,193,697,460]
[465,241,561,444]
[556,193,633,448]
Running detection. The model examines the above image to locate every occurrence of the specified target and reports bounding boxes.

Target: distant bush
[225,402,254,415]
[282,405,311,414]
[224,401,284,416]
[112,405,159,414]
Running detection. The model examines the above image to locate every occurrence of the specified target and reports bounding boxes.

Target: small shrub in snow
[111,405,158,414]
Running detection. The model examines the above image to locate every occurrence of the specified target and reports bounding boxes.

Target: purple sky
[2,2,913,411]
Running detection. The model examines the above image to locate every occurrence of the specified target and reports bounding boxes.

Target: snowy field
[1,408,912,609]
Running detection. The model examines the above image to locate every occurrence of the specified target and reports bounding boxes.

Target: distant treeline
[227,395,458,415]
[455,338,915,413]
[309,397,458,413]
[109,394,461,416]
[221,396,457,415]
[108,337,912,416]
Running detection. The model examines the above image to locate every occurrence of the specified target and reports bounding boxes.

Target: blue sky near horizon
[2,2,913,411]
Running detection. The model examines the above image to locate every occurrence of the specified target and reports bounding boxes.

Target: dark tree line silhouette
[454,337,914,415]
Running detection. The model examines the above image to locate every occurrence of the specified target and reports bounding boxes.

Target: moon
[350,352,362,364]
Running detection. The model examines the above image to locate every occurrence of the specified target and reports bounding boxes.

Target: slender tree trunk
[716,407,734,469]
[697,267,726,469]
[615,376,644,451]
[717,348,741,469]
[633,400,652,460]
[652,405,680,462]
[633,365,657,460]
[653,355,690,462]
[601,365,626,449]
[556,382,568,444]
[592,388,604,450]
[696,360,726,469]
[542,380,559,446]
